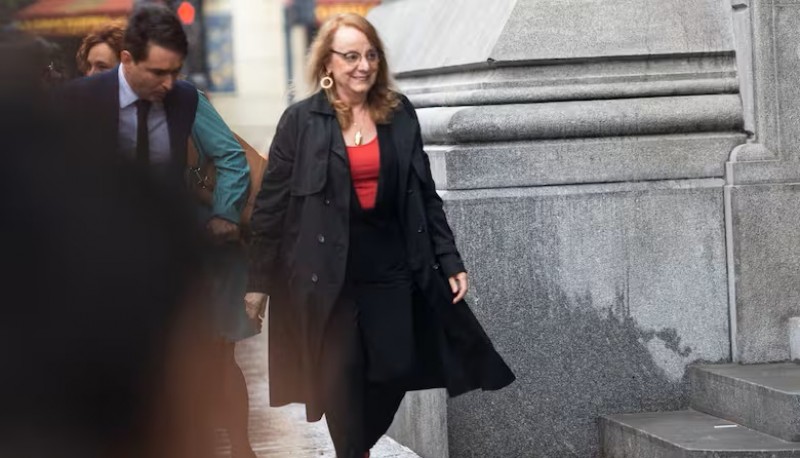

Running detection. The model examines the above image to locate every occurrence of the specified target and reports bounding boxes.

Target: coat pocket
[290,130,329,196]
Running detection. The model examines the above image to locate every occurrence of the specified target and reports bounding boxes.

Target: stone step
[601,410,800,457]
[689,363,800,442]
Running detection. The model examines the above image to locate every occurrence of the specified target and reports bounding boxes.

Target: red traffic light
[177,1,196,25]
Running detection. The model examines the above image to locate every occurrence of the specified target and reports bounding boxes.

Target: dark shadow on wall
[441,195,729,458]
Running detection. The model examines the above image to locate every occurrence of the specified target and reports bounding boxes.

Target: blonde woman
[245,13,514,458]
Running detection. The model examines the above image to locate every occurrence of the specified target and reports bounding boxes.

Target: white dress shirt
[117,65,171,164]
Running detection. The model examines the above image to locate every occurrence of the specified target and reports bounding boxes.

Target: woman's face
[326,26,379,101]
[86,42,120,76]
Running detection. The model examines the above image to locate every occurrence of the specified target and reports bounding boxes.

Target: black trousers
[321,294,406,458]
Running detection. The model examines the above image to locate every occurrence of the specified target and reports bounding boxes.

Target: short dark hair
[124,4,188,62]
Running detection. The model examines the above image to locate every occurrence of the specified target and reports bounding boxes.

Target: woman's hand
[448,272,469,304]
[207,217,240,244]
[244,292,267,320]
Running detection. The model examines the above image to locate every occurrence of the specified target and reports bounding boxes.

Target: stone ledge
[426,133,745,190]
[408,77,739,108]
[417,95,743,144]
[438,178,725,201]
[400,54,737,107]
[400,53,736,89]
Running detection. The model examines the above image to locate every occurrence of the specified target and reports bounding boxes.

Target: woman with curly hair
[75,23,124,76]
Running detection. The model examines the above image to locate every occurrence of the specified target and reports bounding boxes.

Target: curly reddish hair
[76,23,124,75]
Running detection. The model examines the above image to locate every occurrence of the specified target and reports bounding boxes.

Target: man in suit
[59,4,198,185]
[59,2,247,273]
[56,7,257,457]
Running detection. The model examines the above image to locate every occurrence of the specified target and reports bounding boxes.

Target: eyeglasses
[331,49,381,66]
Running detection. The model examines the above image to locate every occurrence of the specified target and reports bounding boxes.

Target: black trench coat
[247,91,514,421]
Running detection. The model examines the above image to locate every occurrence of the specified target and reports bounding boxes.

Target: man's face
[120,43,184,103]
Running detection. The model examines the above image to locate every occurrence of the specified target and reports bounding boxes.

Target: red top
[347,135,380,210]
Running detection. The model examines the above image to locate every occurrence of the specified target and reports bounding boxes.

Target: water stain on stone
[606,285,692,358]
[655,328,693,357]
[447,274,697,458]
[443,197,724,458]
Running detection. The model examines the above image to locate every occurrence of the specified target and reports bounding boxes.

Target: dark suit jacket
[55,66,198,183]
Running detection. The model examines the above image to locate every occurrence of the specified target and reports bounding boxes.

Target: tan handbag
[187,133,268,229]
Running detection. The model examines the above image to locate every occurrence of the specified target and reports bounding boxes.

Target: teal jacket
[191,92,250,224]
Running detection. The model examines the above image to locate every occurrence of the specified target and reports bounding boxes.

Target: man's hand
[207,217,240,243]
[244,292,267,321]
[448,272,469,304]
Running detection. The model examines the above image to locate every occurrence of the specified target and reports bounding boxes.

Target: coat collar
[117,65,138,109]
[390,98,415,211]
[309,90,336,116]
[308,90,418,182]
[307,89,415,130]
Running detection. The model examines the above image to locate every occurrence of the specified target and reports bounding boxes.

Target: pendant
[354,129,363,146]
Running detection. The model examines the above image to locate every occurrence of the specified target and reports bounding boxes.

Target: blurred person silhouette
[69,14,258,458]
[0,31,218,458]
[244,13,516,458]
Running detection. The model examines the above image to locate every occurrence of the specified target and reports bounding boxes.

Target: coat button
[407,189,414,194]
[317,234,325,243]
[432,263,440,270]
[417,225,425,233]
[311,273,319,283]
[324,198,331,205]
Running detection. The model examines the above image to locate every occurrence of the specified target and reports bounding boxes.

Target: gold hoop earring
[320,75,333,89]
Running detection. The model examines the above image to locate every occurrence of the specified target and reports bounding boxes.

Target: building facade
[368,0,800,456]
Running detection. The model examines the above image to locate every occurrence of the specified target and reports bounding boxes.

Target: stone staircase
[601,363,800,457]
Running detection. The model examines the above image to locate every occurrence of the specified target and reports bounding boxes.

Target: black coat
[248,91,514,421]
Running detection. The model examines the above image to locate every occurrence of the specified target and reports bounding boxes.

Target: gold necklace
[353,107,367,146]
[354,123,363,146]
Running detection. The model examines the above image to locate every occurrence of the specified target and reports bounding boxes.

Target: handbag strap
[187,136,211,190]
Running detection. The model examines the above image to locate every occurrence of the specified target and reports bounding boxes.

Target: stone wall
[726,0,800,363]
[371,0,746,456]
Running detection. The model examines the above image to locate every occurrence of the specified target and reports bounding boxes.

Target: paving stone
[214,332,419,458]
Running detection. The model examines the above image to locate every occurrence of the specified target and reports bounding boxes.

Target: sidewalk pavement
[222,329,420,458]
